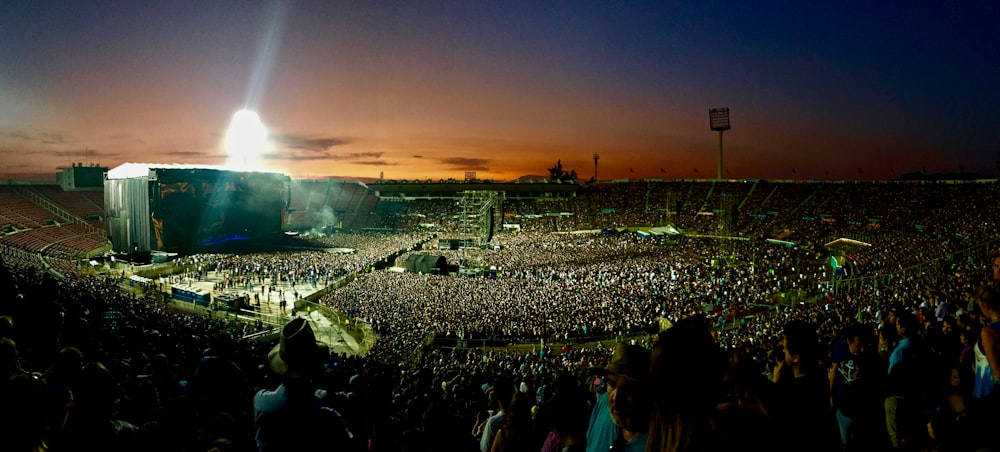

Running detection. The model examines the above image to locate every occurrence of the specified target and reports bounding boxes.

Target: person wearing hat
[585,343,650,452]
[253,318,355,452]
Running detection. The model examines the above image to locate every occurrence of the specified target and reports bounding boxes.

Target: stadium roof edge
[106,163,285,179]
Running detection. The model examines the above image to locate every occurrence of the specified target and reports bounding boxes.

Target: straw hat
[589,343,650,382]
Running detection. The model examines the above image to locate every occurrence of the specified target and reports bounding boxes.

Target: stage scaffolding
[456,190,499,276]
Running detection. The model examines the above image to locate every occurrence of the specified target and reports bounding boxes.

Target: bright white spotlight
[225,109,267,169]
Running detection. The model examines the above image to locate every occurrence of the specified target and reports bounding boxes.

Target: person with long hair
[646,315,726,452]
[973,285,1000,402]
[489,391,544,452]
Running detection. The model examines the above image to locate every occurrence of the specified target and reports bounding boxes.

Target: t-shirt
[774,371,840,452]
[974,322,1000,399]
[254,384,352,452]
[833,347,884,419]
[586,393,617,452]
[585,392,648,452]
[480,410,506,452]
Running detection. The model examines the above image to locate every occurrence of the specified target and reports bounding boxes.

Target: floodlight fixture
[709,107,731,180]
[709,108,731,131]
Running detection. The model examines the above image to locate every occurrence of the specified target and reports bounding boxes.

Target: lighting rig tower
[709,108,731,180]
[593,153,600,181]
[456,190,499,276]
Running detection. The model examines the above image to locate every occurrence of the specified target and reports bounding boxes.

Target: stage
[144,268,370,357]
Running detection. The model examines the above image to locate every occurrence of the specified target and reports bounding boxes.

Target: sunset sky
[2,1,998,182]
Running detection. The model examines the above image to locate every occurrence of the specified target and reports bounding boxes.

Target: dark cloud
[108,133,145,144]
[329,152,384,161]
[47,149,119,159]
[354,160,396,166]
[273,133,351,152]
[262,150,388,164]
[262,152,332,162]
[412,155,423,158]
[6,130,69,144]
[39,132,65,144]
[163,150,210,157]
[439,157,490,171]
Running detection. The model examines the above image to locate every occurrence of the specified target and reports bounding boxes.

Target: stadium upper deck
[352,178,999,240]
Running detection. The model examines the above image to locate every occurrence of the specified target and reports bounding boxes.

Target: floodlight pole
[709,108,731,180]
[593,153,600,181]
[716,131,724,179]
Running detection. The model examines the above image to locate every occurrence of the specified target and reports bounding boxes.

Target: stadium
[1,165,998,451]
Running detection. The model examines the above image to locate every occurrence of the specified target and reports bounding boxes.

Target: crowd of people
[0,179,999,452]
[180,231,435,288]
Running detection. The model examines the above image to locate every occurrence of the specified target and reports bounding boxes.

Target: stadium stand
[0,178,998,451]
